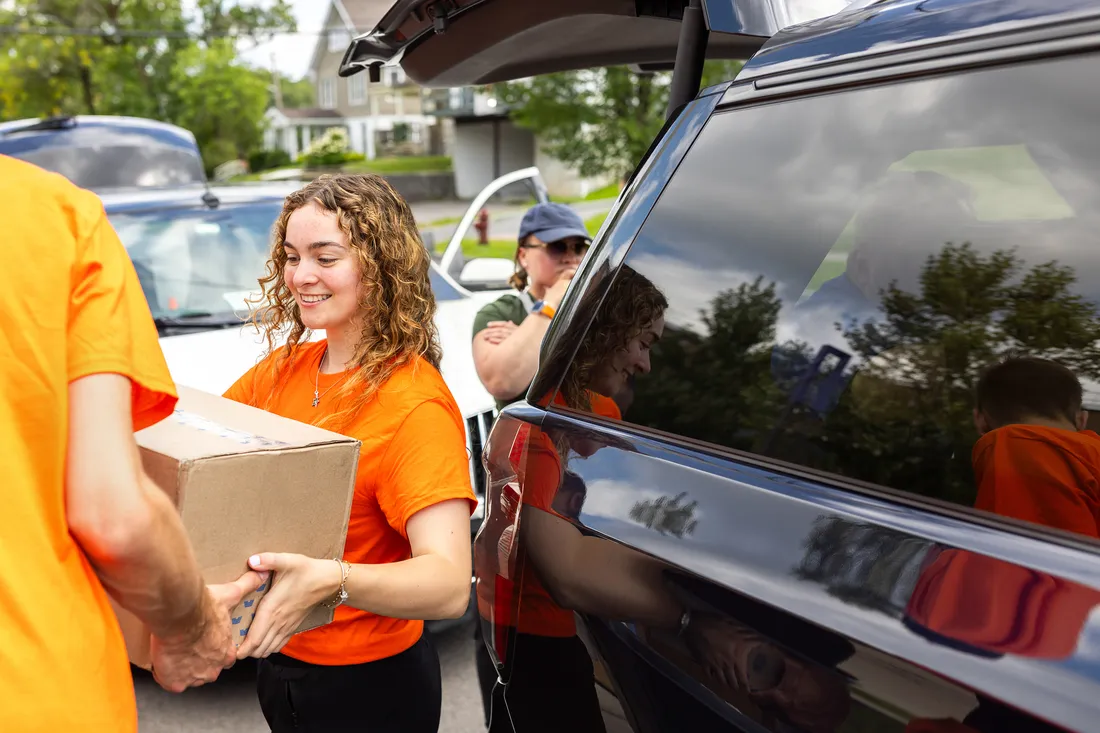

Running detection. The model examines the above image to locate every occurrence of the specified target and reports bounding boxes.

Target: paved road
[134,621,486,733]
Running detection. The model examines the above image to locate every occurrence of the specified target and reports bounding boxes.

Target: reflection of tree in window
[628,243,1100,509]
[794,516,933,617]
[628,491,699,538]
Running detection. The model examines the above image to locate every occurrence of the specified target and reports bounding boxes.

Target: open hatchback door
[338,0,862,112]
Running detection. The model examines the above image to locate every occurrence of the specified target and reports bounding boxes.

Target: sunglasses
[522,238,591,257]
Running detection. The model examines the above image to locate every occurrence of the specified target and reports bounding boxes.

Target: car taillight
[473,416,530,676]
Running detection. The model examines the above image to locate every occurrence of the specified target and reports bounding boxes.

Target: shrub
[248,149,292,172]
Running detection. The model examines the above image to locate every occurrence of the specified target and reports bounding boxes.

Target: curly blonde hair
[554,265,667,410]
[248,173,441,429]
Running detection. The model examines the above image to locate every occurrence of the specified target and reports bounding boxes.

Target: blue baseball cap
[518,203,592,245]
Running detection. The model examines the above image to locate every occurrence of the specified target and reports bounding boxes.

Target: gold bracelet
[323,558,351,609]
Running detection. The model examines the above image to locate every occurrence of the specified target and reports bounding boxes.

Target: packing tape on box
[172,409,290,448]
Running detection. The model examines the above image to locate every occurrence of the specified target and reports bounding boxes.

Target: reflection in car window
[109,203,281,318]
[577,55,1100,541]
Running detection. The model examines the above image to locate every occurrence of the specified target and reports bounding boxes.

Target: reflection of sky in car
[799,144,1077,300]
[628,58,1100,407]
[109,203,464,319]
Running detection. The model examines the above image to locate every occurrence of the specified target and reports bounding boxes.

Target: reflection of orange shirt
[225,341,476,665]
[478,393,621,637]
[972,426,1100,538]
[0,156,178,731]
[904,548,1100,659]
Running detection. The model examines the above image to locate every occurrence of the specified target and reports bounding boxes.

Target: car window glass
[428,265,464,301]
[558,53,1100,543]
[109,203,280,318]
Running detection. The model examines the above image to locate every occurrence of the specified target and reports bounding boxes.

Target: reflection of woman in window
[476,266,669,733]
[494,266,852,733]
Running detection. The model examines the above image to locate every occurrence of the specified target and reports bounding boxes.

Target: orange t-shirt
[224,340,476,665]
[477,392,621,638]
[972,425,1100,538]
[0,156,178,731]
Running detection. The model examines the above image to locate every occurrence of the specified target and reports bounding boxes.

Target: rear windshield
[6,145,205,190]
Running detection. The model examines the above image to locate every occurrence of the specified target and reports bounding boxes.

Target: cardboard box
[112,385,360,669]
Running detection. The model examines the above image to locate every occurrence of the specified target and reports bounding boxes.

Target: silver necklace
[312,347,346,407]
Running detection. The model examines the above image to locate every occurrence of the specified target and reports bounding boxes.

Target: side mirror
[459,258,514,291]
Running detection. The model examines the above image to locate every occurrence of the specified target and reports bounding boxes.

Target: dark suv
[346,1,1100,731]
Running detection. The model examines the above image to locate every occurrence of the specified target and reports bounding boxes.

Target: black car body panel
[471,1,1100,733]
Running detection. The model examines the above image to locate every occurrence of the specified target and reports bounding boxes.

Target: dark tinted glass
[567,53,1100,540]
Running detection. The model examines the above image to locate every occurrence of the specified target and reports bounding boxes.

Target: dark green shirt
[472,292,535,411]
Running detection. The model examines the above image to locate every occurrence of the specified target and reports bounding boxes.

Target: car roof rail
[1,115,77,136]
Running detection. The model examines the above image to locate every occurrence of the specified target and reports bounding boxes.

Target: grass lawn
[435,239,517,259]
[343,155,453,174]
[585,211,610,235]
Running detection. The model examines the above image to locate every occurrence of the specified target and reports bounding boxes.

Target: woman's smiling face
[282,202,364,333]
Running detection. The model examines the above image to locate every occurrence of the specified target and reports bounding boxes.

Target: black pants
[487,632,606,733]
[256,634,442,733]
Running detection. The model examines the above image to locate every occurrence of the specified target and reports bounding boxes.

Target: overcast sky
[238,0,329,80]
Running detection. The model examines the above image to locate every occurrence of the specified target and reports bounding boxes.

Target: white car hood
[157,297,497,420]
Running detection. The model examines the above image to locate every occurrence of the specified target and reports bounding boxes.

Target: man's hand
[149,570,267,693]
[479,320,519,345]
[543,267,579,309]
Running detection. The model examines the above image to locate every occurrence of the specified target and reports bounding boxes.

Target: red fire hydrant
[474,208,489,245]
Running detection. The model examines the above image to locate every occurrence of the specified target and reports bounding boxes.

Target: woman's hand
[236,553,342,659]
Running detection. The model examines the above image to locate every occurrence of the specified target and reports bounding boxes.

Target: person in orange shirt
[220,174,476,732]
[0,155,265,732]
[972,356,1100,538]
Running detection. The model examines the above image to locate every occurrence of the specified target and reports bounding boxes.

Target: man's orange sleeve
[68,203,176,430]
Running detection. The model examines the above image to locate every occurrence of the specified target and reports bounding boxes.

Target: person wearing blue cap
[472,202,592,412]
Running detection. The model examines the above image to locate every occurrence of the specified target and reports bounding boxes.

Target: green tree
[625,243,1100,509]
[0,0,294,168]
[493,61,744,180]
[166,41,272,172]
[814,243,1100,505]
[276,75,316,109]
[630,275,795,452]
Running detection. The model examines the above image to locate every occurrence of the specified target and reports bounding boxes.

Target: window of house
[348,74,366,106]
[386,67,405,87]
[328,28,349,53]
[557,53,1100,542]
[319,78,336,109]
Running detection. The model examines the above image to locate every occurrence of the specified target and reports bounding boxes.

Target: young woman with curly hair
[223,174,476,733]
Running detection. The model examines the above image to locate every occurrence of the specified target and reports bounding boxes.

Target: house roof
[340,0,392,32]
[309,0,391,78]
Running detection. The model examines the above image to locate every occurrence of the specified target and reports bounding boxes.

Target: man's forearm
[83,476,210,643]
[484,315,551,397]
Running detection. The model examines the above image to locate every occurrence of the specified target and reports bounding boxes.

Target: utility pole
[271,51,284,108]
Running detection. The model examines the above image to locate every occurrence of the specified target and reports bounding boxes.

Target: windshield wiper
[153,312,243,330]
